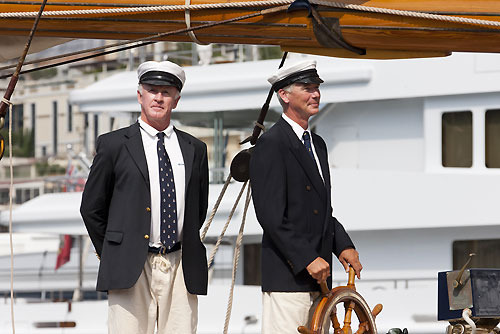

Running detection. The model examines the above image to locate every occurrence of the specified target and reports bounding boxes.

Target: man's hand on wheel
[339,248,362,279]
[306,257,330,284]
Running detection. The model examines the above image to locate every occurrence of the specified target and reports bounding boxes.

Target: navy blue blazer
[250,117,354,292]
[80,122,209,295]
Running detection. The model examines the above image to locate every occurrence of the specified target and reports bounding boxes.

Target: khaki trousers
[262,291,325,334]
[108,251,198,334]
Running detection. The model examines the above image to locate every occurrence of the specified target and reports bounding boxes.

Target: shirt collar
[138,118,175,138]
[281,113,310,140]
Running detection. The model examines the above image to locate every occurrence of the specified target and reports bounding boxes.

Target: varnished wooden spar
[3,0,500,59]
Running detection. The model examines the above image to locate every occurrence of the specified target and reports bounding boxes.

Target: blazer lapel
[313,133,331,190]
[125,122,150,187]
[313,133,334,235]
[277,118,326,200]
[175,128,195,191]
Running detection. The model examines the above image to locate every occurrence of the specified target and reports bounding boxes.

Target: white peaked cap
[137,60,186,91]
[267,59,323,92]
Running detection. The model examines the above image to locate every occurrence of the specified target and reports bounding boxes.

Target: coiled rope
[2,0,500,28]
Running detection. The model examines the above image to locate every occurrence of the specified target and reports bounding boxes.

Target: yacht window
[486,109,500,168]
[243,243,261,286]
[15,188,22,204]
[453,239,500,270]
[0,189,9,204]
[442,111,473,167]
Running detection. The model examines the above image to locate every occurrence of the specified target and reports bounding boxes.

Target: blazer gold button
[313,209,319,215]
[306,185,311,191]
[144,234,150,239]
[146,207,151,212]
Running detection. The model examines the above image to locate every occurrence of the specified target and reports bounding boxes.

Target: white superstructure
[1,52,500,334]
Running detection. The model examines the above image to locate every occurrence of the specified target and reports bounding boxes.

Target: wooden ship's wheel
[298,267,383,334]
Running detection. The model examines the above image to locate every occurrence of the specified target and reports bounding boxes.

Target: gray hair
[276,83,294,107]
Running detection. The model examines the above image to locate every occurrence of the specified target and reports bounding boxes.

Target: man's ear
[172,95,181,109]
[137,90,142,105]
[278,89,289,103]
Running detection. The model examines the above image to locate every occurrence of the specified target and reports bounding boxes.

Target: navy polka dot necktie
[157,132,178,250]
[302,131,315,161]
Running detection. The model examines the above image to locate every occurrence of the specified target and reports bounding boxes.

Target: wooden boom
[2,0,500,59]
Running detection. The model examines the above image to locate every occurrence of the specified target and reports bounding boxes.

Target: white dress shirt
[138,118,186,247]
[281,113,324,181]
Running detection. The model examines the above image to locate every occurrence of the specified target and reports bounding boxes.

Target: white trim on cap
[137,61,186,87]
[267,60,317,86]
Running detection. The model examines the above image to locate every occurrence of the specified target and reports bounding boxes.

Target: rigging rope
[2,0,500,28]
[199,176,251,333]
[5,97,15,334]
[4,1,48,332]
[200,173,232,242]
[207,179,247,270]
[0,1,289,16]
[0,5,289,79]
[223,184,251,334]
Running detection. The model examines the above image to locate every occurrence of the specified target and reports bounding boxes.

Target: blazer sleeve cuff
[289,249,320,276]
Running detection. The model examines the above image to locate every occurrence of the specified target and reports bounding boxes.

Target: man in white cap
[250,59,363,333]
[81,60,209,333]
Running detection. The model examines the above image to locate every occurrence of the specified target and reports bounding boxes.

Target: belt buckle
[160,246,167,255]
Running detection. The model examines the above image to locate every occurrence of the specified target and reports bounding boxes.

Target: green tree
[0,128,35,157]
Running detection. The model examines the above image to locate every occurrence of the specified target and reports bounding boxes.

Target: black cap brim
[139,71,183,91]
[272,69,323,92]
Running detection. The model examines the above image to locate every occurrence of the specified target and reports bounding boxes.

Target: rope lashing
[184,0,209,45]
[254,122,265,132]
[0,98,12,129]
[3,0,500,28]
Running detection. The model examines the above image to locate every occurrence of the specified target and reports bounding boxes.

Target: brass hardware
[0,133,4,161]
[144,234,150,239]
[306,185,311,191]
[453,253,475,289]
[146,207,151,212]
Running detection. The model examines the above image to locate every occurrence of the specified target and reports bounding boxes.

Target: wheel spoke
[342,301,355,334]
[330,305,343,334]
